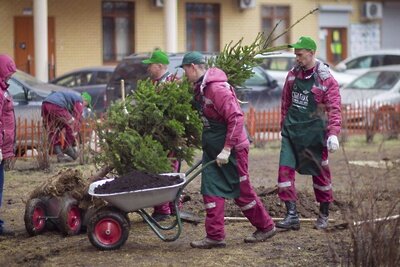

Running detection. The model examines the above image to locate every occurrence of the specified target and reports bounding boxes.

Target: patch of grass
[342,134,400,148]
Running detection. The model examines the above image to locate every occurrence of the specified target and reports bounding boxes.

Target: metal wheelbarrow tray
[86,160,213,250]
[88,173,186,212]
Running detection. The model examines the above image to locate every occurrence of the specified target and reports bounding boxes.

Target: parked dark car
[105,53,281,111]
[50,66,115,114]
[240,65,281,111]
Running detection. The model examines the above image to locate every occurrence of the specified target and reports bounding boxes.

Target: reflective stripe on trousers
[278,147,333,203]
[203,147,274,240]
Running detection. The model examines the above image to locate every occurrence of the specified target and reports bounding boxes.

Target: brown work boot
[244,227,276,243]
[190,237,226,249]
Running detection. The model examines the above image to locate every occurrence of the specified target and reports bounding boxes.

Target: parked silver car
[335,50,400,76]
[9,70,72,123]
[8,70,76,155]
[340,65,400,140]
[341,65,400,106]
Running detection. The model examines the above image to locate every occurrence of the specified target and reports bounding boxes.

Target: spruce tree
[95,79,202,175]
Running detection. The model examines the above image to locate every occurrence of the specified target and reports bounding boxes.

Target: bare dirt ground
[0,135,399,267]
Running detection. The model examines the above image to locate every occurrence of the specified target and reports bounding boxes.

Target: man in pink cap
[0,54,17,236]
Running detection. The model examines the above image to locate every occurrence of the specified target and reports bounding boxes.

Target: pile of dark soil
[94,170,183,194]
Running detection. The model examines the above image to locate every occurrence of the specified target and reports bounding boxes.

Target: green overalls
[279,75,326,176]
[194,98,240,199]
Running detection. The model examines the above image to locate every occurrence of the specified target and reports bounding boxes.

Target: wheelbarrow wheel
[59,198,82,236]
[87,209,129,250]
[24,198,47,236]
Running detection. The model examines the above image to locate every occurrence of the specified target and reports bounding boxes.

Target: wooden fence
[14,103,400,158]
[246,103,400,144]
[15,118,99,158]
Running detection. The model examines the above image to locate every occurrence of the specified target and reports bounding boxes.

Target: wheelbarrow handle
[184,159,202,177]
[182,160,216,190]
[137,160,216,243]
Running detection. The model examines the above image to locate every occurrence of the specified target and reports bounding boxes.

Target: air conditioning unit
[238,0,256,10]
[153,0,164,8]
[362,2,383,20]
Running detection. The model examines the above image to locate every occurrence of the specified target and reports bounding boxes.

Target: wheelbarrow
[24,193,83,236]
[86,160,213,250]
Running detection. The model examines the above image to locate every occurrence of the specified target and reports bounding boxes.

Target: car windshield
[244,67,270,87]
[13,70,46,87]
[346,70,400,90]
[260,56,295,71]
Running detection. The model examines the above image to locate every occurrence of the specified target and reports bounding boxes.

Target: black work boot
[314,202,330,230]
[276,201,300,230]
[63,146,78,160]
[54,145,73,163]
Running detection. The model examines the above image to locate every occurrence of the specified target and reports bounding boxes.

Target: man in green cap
[181,51,276,249]
[81,92,93,119]
[142,49,176,85]
[276,36,341,230]
[81,92,92,109]
[142,49,182,221]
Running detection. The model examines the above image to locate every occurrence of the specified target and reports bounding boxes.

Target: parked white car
[335,50,400,76]
[340,65,400,140]
[340,65,400,106]
[256,52,356,87]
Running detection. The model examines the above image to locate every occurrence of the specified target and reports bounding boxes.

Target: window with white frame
[261,6,290,46]
[186,3,220,52]
[102,1,134,63]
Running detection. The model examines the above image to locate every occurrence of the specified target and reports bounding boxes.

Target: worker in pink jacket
[41,91,90,162]
[0,54,17,236]
[276,36,341,231]
[180,52,275,249]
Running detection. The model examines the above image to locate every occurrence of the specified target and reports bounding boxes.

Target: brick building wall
[49,0,102,75]
[0,0,364,77]
[0,0,15,54]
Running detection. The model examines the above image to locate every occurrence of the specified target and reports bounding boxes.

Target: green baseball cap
[178,51,205,68]
[289,36,317,51]
[81,92,92,109]
[142,50,169,65]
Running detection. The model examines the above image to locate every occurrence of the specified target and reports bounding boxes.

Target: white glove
[68,117,75,125]
[216,148,231,167]
[327,135,339,153]
[0,149,2,162]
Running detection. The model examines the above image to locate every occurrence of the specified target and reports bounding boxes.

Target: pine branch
[208,8,319,88]
[269,7,319,46]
